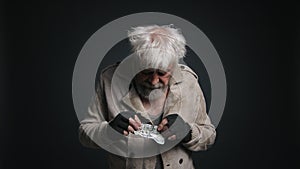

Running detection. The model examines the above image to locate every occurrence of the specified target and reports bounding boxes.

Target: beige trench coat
[79,63,216,169]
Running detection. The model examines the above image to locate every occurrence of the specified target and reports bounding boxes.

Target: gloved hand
[158,114,192,142]
[109,111,150,135]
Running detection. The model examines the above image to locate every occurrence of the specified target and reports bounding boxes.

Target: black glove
[164,114,192,142]
[109,111,150,134]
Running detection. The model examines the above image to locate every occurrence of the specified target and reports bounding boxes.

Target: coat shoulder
[101,62,120,76]
[178,64,198,80]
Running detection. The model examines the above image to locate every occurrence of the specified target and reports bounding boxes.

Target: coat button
[179,158,183,164]
[180,65,185,69]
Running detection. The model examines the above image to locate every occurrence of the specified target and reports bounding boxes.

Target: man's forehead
[142,68,172,72]
[140,64,174,72]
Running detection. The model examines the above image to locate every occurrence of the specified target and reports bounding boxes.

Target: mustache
[140,82,164,89]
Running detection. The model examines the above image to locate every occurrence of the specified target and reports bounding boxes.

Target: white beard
[134,83,168,101]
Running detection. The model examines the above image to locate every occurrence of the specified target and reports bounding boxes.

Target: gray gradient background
[1,1,299,169]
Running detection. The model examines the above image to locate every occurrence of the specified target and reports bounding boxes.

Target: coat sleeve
[180,72,216,151]
[78,71,112,149]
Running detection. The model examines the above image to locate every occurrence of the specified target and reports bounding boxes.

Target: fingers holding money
[128,115,142,133]
[109,111,144,135]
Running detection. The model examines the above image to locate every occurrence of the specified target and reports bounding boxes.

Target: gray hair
[128,24,186,70]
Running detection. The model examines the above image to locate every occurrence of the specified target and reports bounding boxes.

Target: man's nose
[149,73,160,85]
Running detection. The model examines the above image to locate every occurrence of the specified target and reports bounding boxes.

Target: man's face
[133,68,172,100]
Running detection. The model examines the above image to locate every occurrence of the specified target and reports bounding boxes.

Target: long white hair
[128,24,186,70]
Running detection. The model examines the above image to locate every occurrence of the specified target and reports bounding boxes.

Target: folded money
[134,124,165,145]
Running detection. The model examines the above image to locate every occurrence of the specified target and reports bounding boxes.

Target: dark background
[1,0,299,169]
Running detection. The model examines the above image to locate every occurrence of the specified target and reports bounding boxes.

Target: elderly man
[79,25,216,169]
